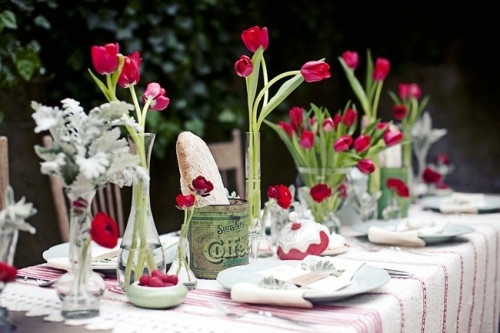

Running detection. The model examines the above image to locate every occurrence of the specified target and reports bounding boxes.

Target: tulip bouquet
[234,25,330,236]
[388,83,430,170]
[338,50,391,196]
[89,42,172,287]
[266,103,403,228]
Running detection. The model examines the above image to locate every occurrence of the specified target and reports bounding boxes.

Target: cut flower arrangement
[234,25,330,236]
[89,42,171,287]
[266,103,403,227]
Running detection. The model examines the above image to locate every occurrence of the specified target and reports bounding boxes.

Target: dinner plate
[420,195,500,214]
[216,260,389,303]
[352,221,474,244]
[42,234,179,273]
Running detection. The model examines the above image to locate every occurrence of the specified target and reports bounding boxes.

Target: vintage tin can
[188,199,249,279]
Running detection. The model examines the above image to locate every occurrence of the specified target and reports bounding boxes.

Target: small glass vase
[55,189,105,319]
[0,229,18,332]
[245,132,261,261]
[118,133,165,289]
[297,167,348,234]
[167,229,197,290]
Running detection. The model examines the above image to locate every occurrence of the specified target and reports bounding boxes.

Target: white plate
[321,245,349,256]
[216,260,389,303]
[42,234,179,273]
[420,195,500,214]
[353,222,474,244]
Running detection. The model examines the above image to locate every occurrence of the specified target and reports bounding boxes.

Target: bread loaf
[176,131,230,206]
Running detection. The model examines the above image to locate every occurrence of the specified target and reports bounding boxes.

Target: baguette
[176,131,230,206]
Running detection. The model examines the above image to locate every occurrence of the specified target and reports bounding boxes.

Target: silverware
[383,268,414,278]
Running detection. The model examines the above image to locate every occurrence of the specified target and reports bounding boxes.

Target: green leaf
[0,10,17,30]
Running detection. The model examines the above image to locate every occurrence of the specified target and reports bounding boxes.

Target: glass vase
[167,229,197,290]
[0,229,18,332]
[117,133,165,289]
[297,167,348,234]
[245,132,261,261]
[55,189,105,319]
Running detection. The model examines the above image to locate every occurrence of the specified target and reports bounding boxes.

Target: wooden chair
[42,135,125,242]
[207,129,245,198]
[0,136,9,210]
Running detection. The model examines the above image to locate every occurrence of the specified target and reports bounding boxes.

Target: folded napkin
[230,256,363,308]
[231,284,314,308]
[367,218,448,247]
[368,226,426,247]
[439,192,485,214]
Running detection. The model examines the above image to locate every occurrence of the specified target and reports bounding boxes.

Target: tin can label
[188,199,249,279]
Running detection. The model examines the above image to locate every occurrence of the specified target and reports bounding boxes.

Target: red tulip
[392,104,408,120]
[142,82,170,111]
[0,262,17,283]
[91,43,119,75]
[278,121,294,137]
[372,58,390,81]
[241,26,269,52]
[383,129,403,146]
[322,117,335,132]
[176,194,196,209]
[310,184,332,203]
[341,50,359,70]
[357,158,375,174]
[333,135,353,152]
[386,178,410,198]
[191,176,214,197]
[299,130,314,149]
[353,135,371,153]
[118,51,142,88]
[234,55,253,78]
[90,212,119,249]
[341,108,358,127]
[398,83,421,100]
[289,106,304,130]
[267,184,292,209]
[422,167,442,184]
[300,60,331,83]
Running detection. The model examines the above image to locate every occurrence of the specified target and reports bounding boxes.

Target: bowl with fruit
[125,270,188,309]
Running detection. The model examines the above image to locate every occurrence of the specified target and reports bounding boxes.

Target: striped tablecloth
[3,205,500,333]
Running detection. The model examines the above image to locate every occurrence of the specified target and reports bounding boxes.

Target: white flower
[0,186,37,234]
[32,99,140,191]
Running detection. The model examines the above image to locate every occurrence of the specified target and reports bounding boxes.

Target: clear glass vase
[0,229,18,332]
[55,189,105,319]
[117,133,165,289]
[245,132,261,261]
[167,230,197,290]
[296,167,348,234]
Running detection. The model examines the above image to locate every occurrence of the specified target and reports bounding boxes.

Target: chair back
[0,136,9,210]
[207,129,244,198]
[42,135,125,242]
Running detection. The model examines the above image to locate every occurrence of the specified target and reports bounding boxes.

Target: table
[2,204,499,333]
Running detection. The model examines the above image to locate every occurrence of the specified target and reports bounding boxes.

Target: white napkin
[231,284,314,308]
[439,192,485,214]
[368,226,426,247]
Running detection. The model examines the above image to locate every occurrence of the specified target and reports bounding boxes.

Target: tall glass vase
[0,229,18,332]
[55,189,105,319]
[245,132,261,261]
[117,133,165,289]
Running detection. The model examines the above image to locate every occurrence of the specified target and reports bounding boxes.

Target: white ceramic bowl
[125,281,188,309]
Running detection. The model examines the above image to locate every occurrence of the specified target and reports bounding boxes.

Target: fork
[209,299,314,327]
